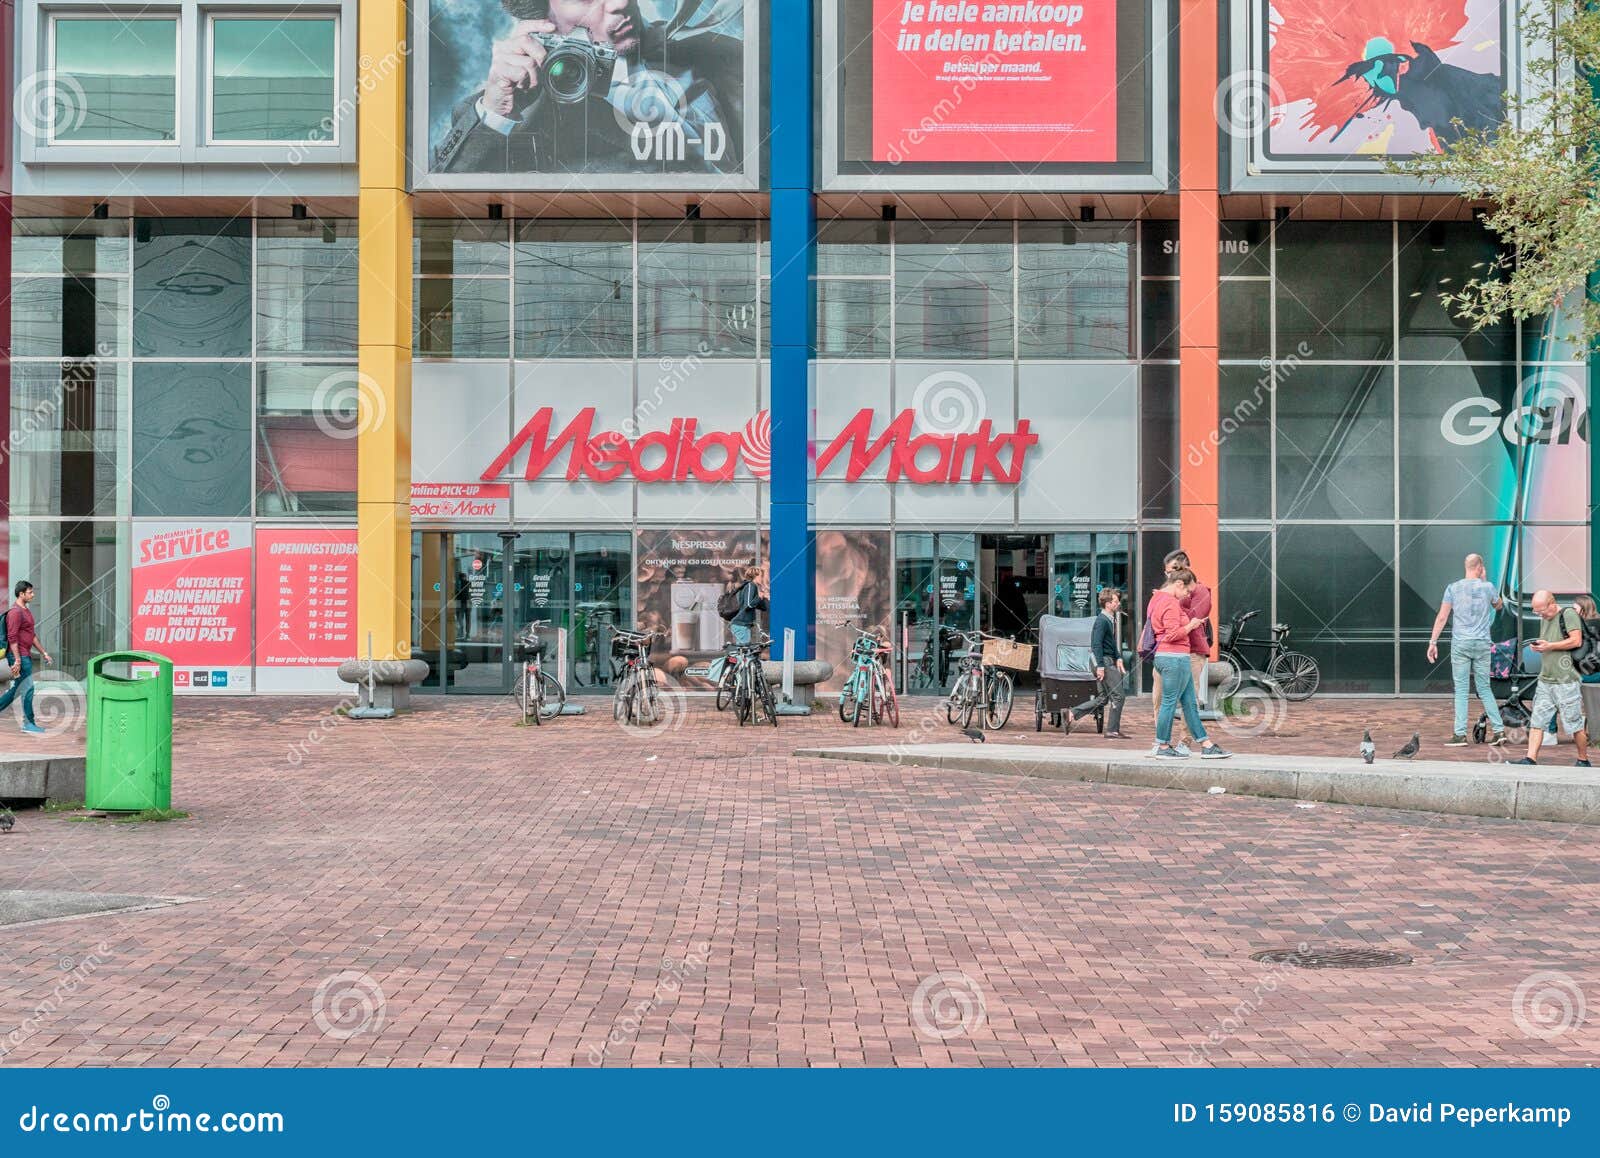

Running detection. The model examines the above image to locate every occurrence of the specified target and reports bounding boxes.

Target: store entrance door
[413,531,513,693]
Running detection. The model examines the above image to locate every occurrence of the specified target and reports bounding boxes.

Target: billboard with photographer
[419,0,759,189]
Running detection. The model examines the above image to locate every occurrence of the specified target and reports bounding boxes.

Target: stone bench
[0,756,86,804]
[335,658,431,713]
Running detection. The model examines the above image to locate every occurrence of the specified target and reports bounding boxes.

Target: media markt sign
[478,408,1039,485]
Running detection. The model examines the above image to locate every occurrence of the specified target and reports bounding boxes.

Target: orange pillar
[1178,0,1221,644]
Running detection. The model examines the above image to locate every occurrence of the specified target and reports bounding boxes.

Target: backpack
[716,582,747,622]
[1572,609,1600,676]
[1137,617,1157,663]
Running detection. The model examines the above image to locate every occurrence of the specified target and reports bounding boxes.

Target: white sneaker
[1175,742,1193,757]
[1150,742,1162,755]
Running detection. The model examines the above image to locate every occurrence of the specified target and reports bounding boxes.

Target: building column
[767,0,817,660]
[355,0,413,660]
[1178,0,1221,631]
[0,0,14,587]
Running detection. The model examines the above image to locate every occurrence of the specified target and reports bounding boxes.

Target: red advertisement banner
[871,0,1118,164]
[254,528,358,667]
[130,521,253,690]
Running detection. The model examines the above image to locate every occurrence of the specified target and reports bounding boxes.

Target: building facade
[3,0,1592,696]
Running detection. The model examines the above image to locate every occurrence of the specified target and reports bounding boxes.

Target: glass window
[1140,222,1176,277]
[414,220,510,276]
[1397,363,1518,521]
[894,222,1012,358]
[132,362,254,518]
[1398,523,1518,692]
[817,280,890,357]
[1017,223,1132,359]
[1139,278,1176,359]
[1275,223,1394,360]
[514,221,632,358]
[1219,222,1270,277]
[1275,364,1394,521]
[256,364,359,516]
[51,16,178,142]
[12,276,126,358]
[638,222,759,357]
[1219,280,1269,360]
[1218,529,1272,630]
[10,521,131,680]
[10,362,126,518]
[1140,363,1179,520]
[13,219,128,275]
[414,277,512,358]
[1398,222,1512,361]
[1218,365,1273,520]
[818,220,889,276]
[1275,523,1396,693]
[133,218,253,358]
[210,16,337,142]
[257,218,358,355]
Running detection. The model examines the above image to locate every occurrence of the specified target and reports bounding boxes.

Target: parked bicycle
[1215,609,1320,701]
[944,629,1015,730]
[510,620,566,725]
[728,631,779,728]
[836,621,899,728]
[611,628,666,726]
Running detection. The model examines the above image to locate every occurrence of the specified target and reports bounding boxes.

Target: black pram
[1033,614,1106,735]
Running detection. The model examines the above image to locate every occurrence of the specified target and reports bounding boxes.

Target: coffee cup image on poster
[635,529,763,686]
[1263,0,1506,159]
[426,0,751,178]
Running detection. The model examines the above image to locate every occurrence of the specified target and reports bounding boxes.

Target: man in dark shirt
[1090,587,1127,738]
[0,581,54,735]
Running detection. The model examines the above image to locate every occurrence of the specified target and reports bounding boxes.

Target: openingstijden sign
[480,408,1039,485]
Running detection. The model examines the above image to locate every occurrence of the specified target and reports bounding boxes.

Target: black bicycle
[1215,609,1320,701]
[611,628,666,726]
[728,632,779,728]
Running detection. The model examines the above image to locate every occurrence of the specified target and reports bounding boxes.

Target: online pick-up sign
[130,521,253,693]
[872,0,1118,164]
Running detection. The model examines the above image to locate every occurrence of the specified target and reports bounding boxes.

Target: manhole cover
[1250,947,1413,969]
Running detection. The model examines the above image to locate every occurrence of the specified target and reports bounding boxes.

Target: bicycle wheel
[758,671,779,728]
[985,671,1014,730]
[877,666,899,728]
[613,671,631,722]
[716,662,737,712]
[537,671,566,721]
[1214,650,1244,700]
[735,670,752,726]
[945,670,971,726]
[637,671,662,725]
[510,666,535,725]
[1269,651,1320,701]
[839,671,858,724]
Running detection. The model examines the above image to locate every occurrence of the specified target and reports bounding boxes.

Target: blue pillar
[768,0,816,660]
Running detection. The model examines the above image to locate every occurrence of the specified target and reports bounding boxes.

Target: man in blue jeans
[1426,554,1505,746]
[0,580,53,735]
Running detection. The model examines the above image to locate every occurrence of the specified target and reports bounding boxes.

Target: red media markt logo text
[481,408,1038,486]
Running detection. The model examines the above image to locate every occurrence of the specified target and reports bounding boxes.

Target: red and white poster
[410,482,510,521]
[254,528,358,688]
[130,521,253,694]
[872,0,1118,164]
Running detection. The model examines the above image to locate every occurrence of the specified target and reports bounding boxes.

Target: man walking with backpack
[1510,590,1589,767]
[720,566,768,646]
[0,581,53,735]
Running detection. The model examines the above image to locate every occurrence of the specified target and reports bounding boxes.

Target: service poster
[1265,0,1505,159]
[815,531,893,695]
[871,0,1118,164]
[254,528,358,681]
[635,528,764,687]
[130,521,253,693]
[425,0,752,180]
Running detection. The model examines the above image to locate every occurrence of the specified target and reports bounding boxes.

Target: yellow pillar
[356,0,413,660]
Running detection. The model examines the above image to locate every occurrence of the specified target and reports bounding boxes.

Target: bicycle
[611,628,666,726]
[943,629,1015,731]
[510,620,566,725]
[1215,609,1320,701]
[836,621,899,728]
[729,632,779,728]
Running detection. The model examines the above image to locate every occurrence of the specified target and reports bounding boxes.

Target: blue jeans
[1451,638,1502,736]
[1154,652,1206,747]
[0,656,37,726]
[729,623,751,646]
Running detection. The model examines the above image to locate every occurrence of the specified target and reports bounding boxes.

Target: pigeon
[1393,732,1420,760]
[1360,730,1376,765]
[0,810,13,834]
[962,728,987,743]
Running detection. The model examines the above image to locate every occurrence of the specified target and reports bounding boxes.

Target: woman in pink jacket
[1146,568,1230,760]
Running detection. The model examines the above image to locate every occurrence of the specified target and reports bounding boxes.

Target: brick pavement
[0,692,1596,1067]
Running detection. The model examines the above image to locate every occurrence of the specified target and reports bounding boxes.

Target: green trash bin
[86,651,174,812]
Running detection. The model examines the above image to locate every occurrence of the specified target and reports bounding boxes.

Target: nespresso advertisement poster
[130,521,253,694]
[833,0,1151,179]
[815,531,893,694]
[423,0,755,185]
[872,0,1117,163]
[1263,0,1505,160]
[636,529,763,687]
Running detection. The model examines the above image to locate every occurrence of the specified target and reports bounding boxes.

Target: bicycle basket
[1216,623,1234,647]
[981,638,1034,671]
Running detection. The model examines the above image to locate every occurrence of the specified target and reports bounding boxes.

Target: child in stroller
[1472,639,1536,743]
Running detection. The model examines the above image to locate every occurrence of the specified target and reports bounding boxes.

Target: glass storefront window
[1275,364,1394,521]
[12,276,126,358]
[1397,363,1519,522]
[818,220,890,276]
[1218,530,1272,630]
[1017,223,1132,359]
[132,362,254,518]
[1398,522,1519,693]
[1140,364,1179,520]
[13,219,128,275]
[514,221,633,358]
[210,16,337,142]
[1218,365,1273,520]
[133,219,253,358]
[1276,223,1394,360]
[1139,278,1176,360]
[1398,223,1513,362]
[895,222,1012,359]
[256,364,359,516]
[414,277,512,358]
[415,220,510,277]
[51,17,178,142]
[817,280,890,357]
[257,219,358,355]
[9,521,131,680]
[1275,523,1396,693]
[1219,280,1269,360]
[10,363,126,519]
[638,222,760,357]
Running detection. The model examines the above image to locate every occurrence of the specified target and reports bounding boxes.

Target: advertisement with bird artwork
[1263,0,1506,159]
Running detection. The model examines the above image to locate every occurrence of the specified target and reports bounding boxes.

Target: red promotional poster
[254,528,358,670]
[130,521,253,693]
[872,0,1119,164]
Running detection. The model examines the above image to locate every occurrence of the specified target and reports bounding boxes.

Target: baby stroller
[1471,639,1535,743]
[1033,614,1106,735]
